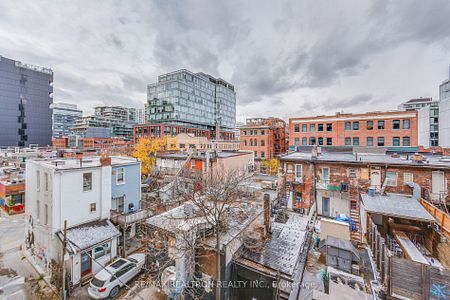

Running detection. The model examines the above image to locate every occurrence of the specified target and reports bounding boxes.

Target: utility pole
[61,219,67,300]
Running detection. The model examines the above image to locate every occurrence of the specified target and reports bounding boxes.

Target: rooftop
[360,193,435,222]
[280,149,450,169]
[28,156,139,170]
[58,219,120,252]
[404,97,433,103]
[238,212,309,276]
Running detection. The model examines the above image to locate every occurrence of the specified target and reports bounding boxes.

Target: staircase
[349,184,362,244]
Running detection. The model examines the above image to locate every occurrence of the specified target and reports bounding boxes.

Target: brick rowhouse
[239,117,287,160]
[289,110,418,148]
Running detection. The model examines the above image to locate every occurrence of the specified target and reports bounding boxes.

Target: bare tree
[146,168,256,300]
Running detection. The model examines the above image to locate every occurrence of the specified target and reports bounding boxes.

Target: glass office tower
[146,69,236,131]
[0,56,53,147]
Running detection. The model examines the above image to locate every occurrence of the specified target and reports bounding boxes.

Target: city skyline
[1,0,449,123]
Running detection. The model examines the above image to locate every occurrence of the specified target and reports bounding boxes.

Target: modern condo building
[0,55,53,147]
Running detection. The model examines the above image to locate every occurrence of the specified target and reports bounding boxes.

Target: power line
[65,237,145,300]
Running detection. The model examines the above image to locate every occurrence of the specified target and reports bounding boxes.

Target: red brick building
[279,147,449,242]
[239,117,287,160]
[133,123,235,143]
[289,111,418,148]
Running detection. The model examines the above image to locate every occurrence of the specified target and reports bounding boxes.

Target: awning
[57,219,120,253]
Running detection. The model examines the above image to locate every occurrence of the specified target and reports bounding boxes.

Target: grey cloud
[322,94,374,111]
[0,0,448,119]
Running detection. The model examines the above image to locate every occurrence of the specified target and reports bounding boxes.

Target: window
[44,204,48,225]
[310,124,315,132]
[326,123,333,132]
[377,137,385,146]
[318,137,324,145]
[261,130,265,135]
[83,173,92,191]
[294,138,300,146]
[254,139,257,146]
[393,120,400,129]
[116,168,125,184]
[403,119,410,129]
[244,140,247,146]
[36,200,40,221]
[36,170,40,192]
[115,264,134,278]
[366,121,374,130]
[90,203,97,213]
[367,137,373,146]
[378,120,385,129]
[294,124,299,132]
[44,173,49,192]
[261,151,265,158]
[309,137,316,145]
[318,124,324,132]
[353,137,360,146]
[345,122,351,130]
[353,121,360,130]
[326,138,332,145]
[250,139,253,146]
[393,137,400,146]
[94,243,111,259]
[243,130,247,136]
[345,137,351,145]
[302,124,307,132]
[322,168,330,182]
[254,151,258,157]
[386,171,397,186]
[112,196,125,212]
[403,136,410,146]
[403,173,413,183]
[261,140,265,146]
[295,164,302,180]
[302,137,307,145]
[296,192,302,203]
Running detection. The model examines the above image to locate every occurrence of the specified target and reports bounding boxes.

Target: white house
[24,155,126,286]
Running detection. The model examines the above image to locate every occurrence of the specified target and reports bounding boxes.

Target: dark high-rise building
[0,55,53,147]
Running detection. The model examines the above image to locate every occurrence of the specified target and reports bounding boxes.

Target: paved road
[0,210,38,299]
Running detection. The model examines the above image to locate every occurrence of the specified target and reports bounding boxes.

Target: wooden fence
[368,218,450,300]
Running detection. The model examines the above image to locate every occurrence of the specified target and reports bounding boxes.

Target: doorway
[81,251,92,277]
[370,168,381,190]
[322,197,330,217]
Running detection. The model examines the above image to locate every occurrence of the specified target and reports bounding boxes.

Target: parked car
[88,253,146,299]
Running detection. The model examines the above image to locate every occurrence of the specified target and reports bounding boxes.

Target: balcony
[316,180,348,192]
[110,209,149,226]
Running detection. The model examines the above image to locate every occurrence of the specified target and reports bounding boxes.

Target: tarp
[335,214,356,231]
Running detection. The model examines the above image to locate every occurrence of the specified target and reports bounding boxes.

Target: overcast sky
[1,0,449,123]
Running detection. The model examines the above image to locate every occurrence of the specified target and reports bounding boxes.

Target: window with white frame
[90,202,97,213]
[36,199,40,222]
[295,164,302,180]
[322,168,330,183]
[44,204,48,225]
[83,173,92,191]
[94,243,111,259]
[403,172,413,183]
[44,172,49,192]
[36,170,40,192]
[116,168,125,184]
[386,171,397,186]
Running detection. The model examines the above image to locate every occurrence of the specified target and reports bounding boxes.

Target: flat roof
[360,194,435,222]
[280,151,450,169]
[28,156,139,170]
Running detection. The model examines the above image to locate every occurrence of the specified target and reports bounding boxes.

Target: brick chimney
[100,154,111,166]
[264,193,272,236]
